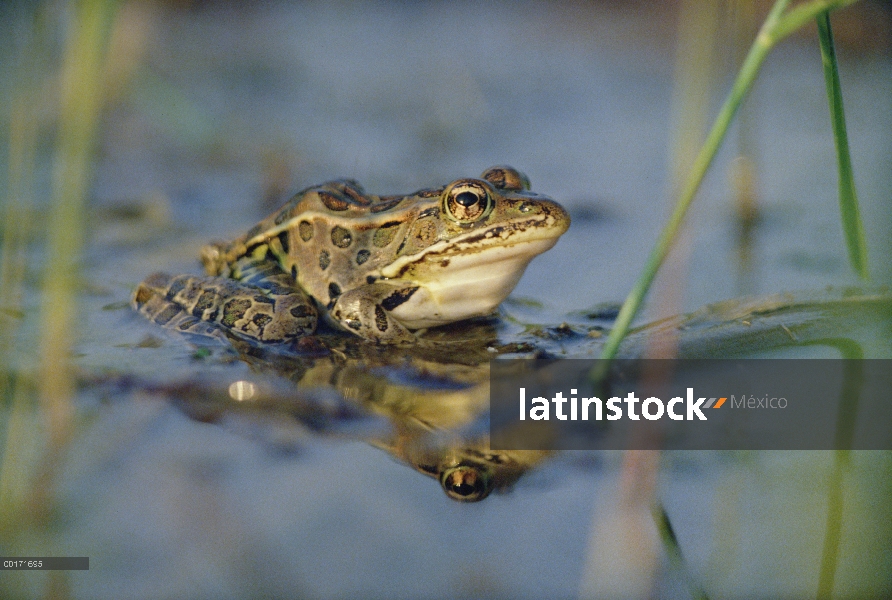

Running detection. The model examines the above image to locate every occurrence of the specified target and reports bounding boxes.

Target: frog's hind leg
[132,266,317,343]
[132,273,231,341]
[225,252,319,340]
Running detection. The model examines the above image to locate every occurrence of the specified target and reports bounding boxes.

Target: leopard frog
[133,166,570,344]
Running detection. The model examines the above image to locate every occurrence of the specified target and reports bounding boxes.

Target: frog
[132,166,570,344]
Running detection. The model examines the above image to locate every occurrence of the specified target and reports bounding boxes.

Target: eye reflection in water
[440,465,492,502]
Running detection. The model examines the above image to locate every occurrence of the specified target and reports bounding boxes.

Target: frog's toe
[131,273,223,340]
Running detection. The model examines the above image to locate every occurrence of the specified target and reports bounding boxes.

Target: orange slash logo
[703,397,726,409]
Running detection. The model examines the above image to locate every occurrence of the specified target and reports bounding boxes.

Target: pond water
[2,2,892,599]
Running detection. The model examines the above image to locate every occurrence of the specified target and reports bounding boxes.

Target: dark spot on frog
[251,295,275,306]
[318,190,350,211]
[440,259,450,268]
[338,181,371,205]
[252,313,272,328]
[381,286,418,311]
[290,305,313,318]
[319,250,330,270]
[366,275,377,284]
[299,220,314,242]
[164,277,188,302]
[374,305,388,332]
[370,196,403,213]
[328,282,341,302]
[222,298,252,327]
[331,226,353,248]
[192,290,216,317]
[277,231,290,254]
[356,249,371,265]
[346,319,362,331]
[372,222,400,247]
[291,265,298,280]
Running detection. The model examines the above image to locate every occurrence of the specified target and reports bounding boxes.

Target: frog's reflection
[164,317,554,502]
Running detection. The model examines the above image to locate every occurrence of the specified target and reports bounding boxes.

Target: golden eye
[443,181,492,224]
[440,465,492,502]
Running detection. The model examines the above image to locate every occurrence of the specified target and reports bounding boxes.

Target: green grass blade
[594,0,865,372]
[593,0,788,371]
[816,12,869,280]
[771,0,860,41]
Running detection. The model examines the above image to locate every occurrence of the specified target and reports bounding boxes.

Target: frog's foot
[132,271,317,343]
[329,283,418,344]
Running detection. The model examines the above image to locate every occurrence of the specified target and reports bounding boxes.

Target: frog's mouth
[380,211,569,280]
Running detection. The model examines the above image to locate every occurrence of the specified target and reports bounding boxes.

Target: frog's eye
[443,181,492,224]
[439,465,492,502]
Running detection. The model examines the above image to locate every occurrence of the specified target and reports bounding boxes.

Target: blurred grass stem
[0,8,45,531]
[35,0,116,498]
